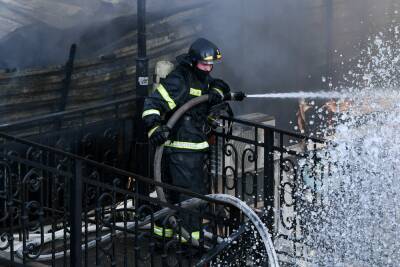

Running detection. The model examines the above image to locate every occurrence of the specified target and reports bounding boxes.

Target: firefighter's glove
[209,79,229,105]
[148,125,170,146]
[208,90,224,106]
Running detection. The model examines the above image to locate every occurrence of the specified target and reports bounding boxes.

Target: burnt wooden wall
[0,5,205,125]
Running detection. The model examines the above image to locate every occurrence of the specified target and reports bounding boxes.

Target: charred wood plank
[58,44,77,112]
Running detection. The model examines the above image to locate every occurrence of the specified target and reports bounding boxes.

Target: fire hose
[153,94,279,267]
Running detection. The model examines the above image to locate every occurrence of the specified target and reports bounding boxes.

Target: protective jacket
[142,58,228,152]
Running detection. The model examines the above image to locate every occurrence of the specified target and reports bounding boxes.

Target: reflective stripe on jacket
[142,63,230,151]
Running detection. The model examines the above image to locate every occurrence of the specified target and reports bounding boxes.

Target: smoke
[0,0,136,68]
[0,0,399,128]
[199,0,330,127]
[199,0,400,129]
[0,0,209,68]
[0,0,134,36]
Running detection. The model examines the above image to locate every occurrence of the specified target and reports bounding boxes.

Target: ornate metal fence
[0,131,265,266]
[0,104,327,266]
[0,95,139,172]
[210,116,326,263]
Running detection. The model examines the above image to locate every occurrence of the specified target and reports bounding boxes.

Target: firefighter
[142,38,245,238]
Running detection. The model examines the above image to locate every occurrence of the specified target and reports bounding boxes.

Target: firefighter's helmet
[188,38,222,65]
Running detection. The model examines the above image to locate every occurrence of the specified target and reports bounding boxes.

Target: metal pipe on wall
[136,0,149,94]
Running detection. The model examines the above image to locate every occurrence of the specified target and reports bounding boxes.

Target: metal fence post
[133,0,150,203]
[264,128,275,235]
[70,159,82,267]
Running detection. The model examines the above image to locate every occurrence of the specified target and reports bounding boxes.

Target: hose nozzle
[228,92,246,101]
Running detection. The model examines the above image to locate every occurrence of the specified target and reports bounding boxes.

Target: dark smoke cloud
[200,0,330,128]
[0,0,399,129]
[200,0,400,129]
[0,0,137,68]
[0,0,202,68]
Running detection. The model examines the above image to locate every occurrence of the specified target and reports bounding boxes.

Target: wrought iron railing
[0,101,327,266]
[211,115,326,262]
[0,95,138,172]
[0,131,264,266]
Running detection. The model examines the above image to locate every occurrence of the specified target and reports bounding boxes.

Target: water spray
[245,91,345,99]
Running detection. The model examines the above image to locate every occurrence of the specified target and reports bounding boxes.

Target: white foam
[302,28,400,266]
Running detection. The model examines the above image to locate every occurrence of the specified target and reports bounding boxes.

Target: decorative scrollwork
[223,143,237,159]
[241,148,257,197]
[22,169,43,193]
[242,171,257,197]
[81,133,96,160]
[89,170,100,181]
[85,185,97,202]
[223,166,237,190]
[2,153,22,200]
[24,241,43,260]
[103,149,117,166]
[24,201,43,232]
[81,133,95,149]
[242,147,256,167]
[281,159,297,183]
[112,178,121,188]
[25,146,43,162]
[0,232,12,251]
[279,159,298,231]
[5,150,20,165]
[103,128,118,144]
[55,154,70,173]
[54,137,71,153]
[97,192,114,224]
[223,143,238,191]
[101,128,118,166]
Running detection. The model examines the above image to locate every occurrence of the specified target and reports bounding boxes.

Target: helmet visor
[198,59,221,65]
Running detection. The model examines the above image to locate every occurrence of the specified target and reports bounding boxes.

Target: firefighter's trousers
[163,151,209,232]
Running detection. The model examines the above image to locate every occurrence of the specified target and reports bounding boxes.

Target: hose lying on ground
[10,198,218,261]
[9,194,278,265]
